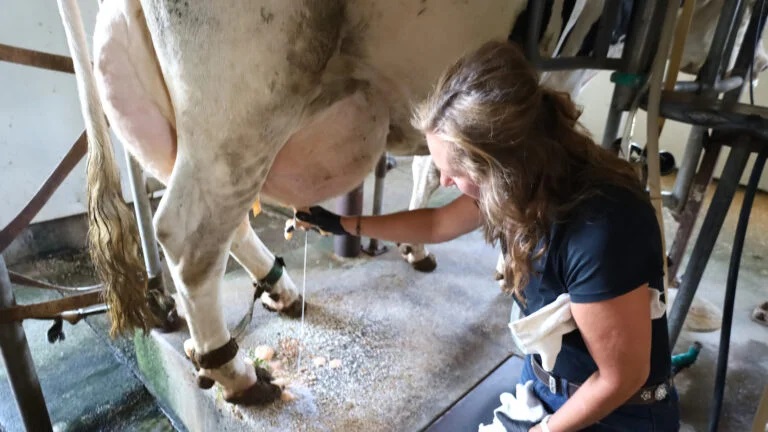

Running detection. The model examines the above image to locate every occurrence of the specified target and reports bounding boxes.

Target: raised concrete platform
[134,224,516,432]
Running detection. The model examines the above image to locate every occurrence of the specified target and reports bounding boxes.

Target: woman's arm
[298,193,483,244]
[532,284,653,432]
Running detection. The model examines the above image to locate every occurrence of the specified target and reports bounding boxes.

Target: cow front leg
[398,155,440,272]
[154,161,281,404]
[230,217,303,317]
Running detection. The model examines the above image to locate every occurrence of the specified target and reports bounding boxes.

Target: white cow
[59,0,553,404]
[57,0,766,406]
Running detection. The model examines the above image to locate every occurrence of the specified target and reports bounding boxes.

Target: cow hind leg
[139,0,345,402]
[398,155,440,272]
[153,156,283,403]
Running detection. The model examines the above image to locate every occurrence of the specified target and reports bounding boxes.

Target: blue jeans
[520,355,680,431]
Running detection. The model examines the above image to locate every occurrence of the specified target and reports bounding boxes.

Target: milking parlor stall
[2,1,768,431]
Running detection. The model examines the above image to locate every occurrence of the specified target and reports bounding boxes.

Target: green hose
[671,341,703,375]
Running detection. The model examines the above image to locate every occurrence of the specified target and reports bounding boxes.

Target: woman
[296,40,680,431]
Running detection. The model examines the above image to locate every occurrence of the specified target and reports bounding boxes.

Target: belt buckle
[548,375,558,394]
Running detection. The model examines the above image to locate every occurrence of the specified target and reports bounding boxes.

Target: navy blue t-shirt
[515,185,672,386]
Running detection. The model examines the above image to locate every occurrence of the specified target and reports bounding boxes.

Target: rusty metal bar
[0,289,103,324]
[0,43,74,74]
[667,140,722,285]
[0,256,53,431]
[362,154,389,256]
[334,185,363,258]
[0,131,88,253]
[9,271,100,293]
[668,139,751,347]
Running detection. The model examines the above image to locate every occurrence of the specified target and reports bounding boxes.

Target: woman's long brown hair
[413,40,646,300]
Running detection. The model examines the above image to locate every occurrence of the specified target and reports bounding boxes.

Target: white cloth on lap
[508,288,666,372]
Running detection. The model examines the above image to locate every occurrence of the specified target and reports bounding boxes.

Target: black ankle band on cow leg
[355,216,361,237]
[195,338,239,370]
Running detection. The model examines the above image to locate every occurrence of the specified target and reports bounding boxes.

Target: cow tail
[57,0,158,336]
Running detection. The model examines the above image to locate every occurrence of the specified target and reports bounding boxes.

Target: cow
[58,0,542,405]
[56,0,766,406]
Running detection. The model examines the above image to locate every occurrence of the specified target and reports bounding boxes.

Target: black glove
[295,206,349,236]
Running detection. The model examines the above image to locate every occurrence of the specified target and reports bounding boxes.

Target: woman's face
[426,133,481,199]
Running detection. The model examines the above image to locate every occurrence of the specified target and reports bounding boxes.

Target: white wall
[0,0,136,228]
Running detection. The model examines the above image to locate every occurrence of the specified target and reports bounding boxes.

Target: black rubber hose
[708,149,767,432]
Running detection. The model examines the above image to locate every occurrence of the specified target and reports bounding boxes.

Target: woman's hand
[292,194,482,244]
[295,206,351,236]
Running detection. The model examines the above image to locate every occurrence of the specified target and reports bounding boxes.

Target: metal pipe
[524,1,624,71]
[365,153,388,253]
[721,0,768,105]
[709,150,767,432]
[334,185,363,258]
[124,148,162,279]
[593,1,621,60]
[667,140,722,285]
[698,0,744,87]
[524,0,547,65]
[601,106,624,150]
[672,76,744,93]
[600,0,656,149]
[668,141,751,347]
[0,256,53,432]
[532,57,624,71]
[610,0,661,111]
[666,127,707,212]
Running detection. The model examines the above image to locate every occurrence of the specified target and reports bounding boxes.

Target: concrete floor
[1,156,767,431]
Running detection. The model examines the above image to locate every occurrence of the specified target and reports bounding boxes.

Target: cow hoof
[224,365,282,406]
[147,288,182,333]
[397,244,438,273]
[197,374,215,389]
[157,306,181,333]
[280,295,305,318]
[411,254,437,273]
[183,339,215,389]
[261,293,306,318]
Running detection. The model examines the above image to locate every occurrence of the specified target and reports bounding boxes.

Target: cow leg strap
[254,256,285,299]
[194,338,239,370]
[231,256,285,341]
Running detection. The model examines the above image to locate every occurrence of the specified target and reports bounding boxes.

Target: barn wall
[0,0,138,230]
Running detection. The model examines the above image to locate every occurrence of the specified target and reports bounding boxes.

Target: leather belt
[530,356,673,405]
